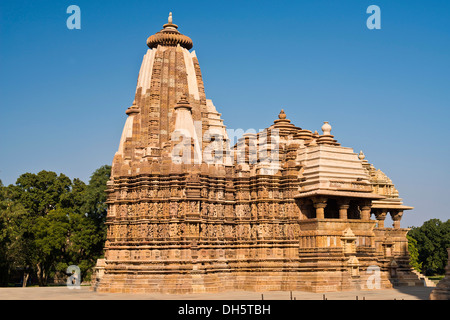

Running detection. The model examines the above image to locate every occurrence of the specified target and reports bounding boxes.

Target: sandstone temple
[93,14,424,293]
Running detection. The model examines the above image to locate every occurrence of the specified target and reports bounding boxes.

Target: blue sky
[1,0,449,227]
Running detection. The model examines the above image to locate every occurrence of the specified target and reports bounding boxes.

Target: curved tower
[112,12,227,178]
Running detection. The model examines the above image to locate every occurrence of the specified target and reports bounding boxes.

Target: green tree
[0,166,110,286]
[408,219,450,275]
[74,165,111,280]
[0,183,30,286]
[0,181,11,285]
[6,171,74,285]
[32,208,70,286]
[81,165,111,224]
[407,234,422,272]
[0,181,7,284]
[12,171,72,217]
[65,210,104,280]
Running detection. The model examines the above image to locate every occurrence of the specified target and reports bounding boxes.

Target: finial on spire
[162,11,178,31]
[278,109,286,120]
[358,151,365,161]
[321,121,332,135]
[148,12,193,49]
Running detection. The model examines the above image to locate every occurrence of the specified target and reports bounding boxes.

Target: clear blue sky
[1,0,449,227]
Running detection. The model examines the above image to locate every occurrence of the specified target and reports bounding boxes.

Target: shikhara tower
[93,14,423,293]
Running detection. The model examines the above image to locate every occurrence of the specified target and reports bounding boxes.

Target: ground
[0,286,434,300]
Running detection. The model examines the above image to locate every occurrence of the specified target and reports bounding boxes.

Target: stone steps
[410,269,436,287]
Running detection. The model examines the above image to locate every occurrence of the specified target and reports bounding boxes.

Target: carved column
[312,197,327,220]
[391,210,404,229]
[360,200,372,221]
[373,209,387,228]
[338,199,350,220]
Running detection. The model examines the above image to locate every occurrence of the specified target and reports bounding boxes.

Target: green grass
[428,275,445,283]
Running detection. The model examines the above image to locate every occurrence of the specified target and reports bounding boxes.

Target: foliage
[0,165,111,286]
[406,234,422,272]
[12,171,72,216]
[408,219,450,276]
[81,165,110,223]
[0,181,30,285]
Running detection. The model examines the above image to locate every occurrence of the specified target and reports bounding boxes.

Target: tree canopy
[0,165,111,286]
[408,218,450,276]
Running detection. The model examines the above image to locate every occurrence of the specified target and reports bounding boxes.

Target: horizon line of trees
[0,165,110,286]
[0,164,448,286]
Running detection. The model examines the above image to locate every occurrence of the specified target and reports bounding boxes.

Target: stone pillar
[360,201,372,221]
[374,209,387,228]
[390,210,403,229]
[313,197,327,220]
[338,199,350,220]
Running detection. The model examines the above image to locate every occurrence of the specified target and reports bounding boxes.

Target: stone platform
[0,285,434,300]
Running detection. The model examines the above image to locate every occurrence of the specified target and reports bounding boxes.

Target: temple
[93,14,424,293]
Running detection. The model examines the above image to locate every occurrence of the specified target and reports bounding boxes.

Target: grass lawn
[428,275,445,284]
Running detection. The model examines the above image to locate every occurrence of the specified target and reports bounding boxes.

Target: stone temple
[93,14,424,293]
